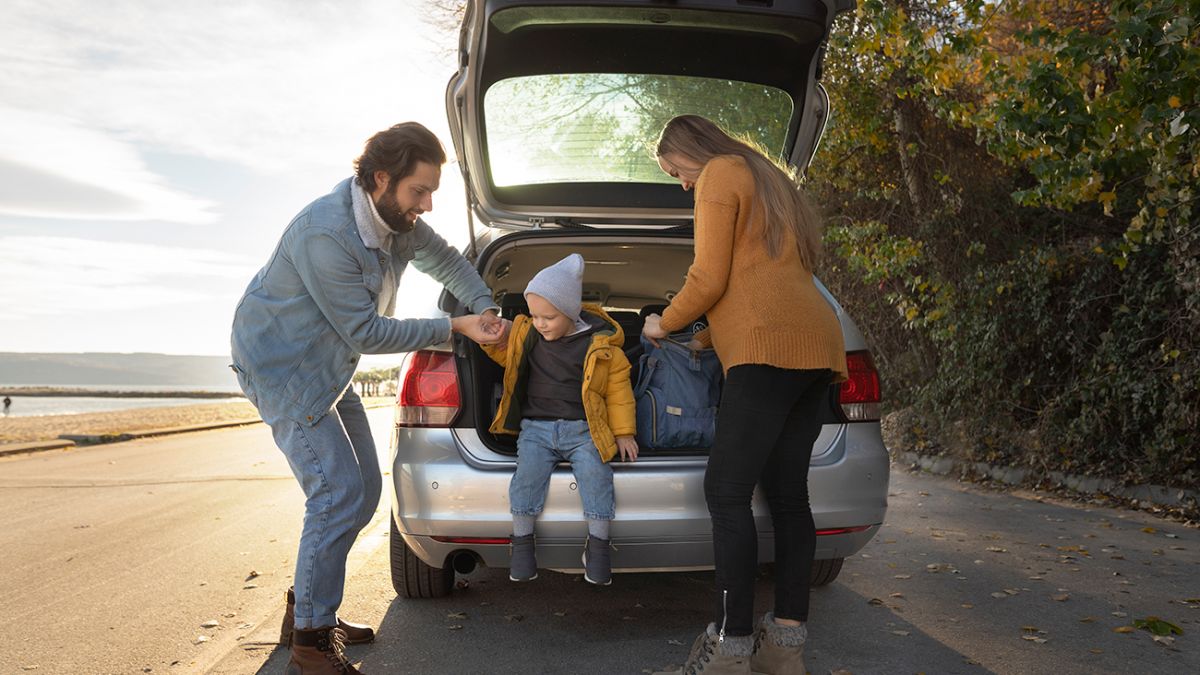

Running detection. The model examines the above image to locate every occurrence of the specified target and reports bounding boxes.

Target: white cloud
[0,0,457,223]
[0,235,259,320]
[0,107,220,223]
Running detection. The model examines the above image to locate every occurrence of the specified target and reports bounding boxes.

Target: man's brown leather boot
[281,587,376,646]
[286,627,362,675]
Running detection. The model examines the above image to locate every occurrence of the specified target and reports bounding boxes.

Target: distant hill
[0,352,238,388]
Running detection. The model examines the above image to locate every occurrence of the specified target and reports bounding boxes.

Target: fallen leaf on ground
[554,611,566,617]
[986,546,1007,553]
[446,625,463,630]
[194,636,209,644]
[991,592,1009,599]
[1080,617,1096,623]
[961,604,974,609]
[1089,648,1103,654]
[200,620,219,628]
[667,639,683,646]
[890,630,910,636]
[503,615,523,622]
[1152,635,1178,650]
[242,584,257,590]
[890,592,904,598]
[1021,635,1048,643]
[894,574,912,579]
[1142,527,1157,534]
[1113,626,1135,633]
[1133,617,1183,636]
[1052,594,1070,602]
[446,612,467,620]
[868,598,885,606]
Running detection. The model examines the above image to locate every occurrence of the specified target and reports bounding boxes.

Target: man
[231,122,505,674]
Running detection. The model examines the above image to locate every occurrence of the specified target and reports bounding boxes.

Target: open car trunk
[457,231,846,459]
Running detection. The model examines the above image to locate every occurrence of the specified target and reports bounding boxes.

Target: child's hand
[616,435,639,462]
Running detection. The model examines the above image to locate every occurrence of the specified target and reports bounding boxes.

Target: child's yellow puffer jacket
[483,304,636,462]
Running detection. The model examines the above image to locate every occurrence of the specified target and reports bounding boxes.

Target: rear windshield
[483,73,792,187]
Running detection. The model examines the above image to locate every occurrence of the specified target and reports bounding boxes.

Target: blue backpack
[633,336,723,449]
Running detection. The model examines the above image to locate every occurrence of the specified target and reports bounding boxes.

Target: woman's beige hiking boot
[654,623,752,674]
[749,612,807,675]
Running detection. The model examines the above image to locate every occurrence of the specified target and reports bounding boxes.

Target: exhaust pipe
[451,551,478,575]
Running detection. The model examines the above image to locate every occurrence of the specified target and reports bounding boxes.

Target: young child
[483,253,638,586]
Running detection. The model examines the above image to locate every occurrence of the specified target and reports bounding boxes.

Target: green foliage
[812,0,1199,485]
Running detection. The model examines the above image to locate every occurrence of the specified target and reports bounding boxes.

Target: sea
[0,384,245,418]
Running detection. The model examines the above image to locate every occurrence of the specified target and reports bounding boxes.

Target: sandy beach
[0,398,392,445]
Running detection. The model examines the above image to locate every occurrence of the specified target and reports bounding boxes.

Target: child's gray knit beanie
[525,253,585,325]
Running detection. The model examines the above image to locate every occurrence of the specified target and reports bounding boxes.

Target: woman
[643,115,848,675]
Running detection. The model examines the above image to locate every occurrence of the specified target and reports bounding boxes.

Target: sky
[0,0,470,368]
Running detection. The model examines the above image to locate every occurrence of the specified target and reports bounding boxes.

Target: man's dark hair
[354,122,447,193]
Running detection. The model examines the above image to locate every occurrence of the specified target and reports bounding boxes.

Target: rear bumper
[390,423,889,570]
[400,527,882,573]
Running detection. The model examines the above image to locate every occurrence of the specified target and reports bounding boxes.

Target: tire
[810,557,844,586]
[390,518,454,598]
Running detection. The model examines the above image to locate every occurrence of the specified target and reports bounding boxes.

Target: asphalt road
[3,410,1197,674]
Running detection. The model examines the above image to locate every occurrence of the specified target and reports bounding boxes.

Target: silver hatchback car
[388,0,886,599]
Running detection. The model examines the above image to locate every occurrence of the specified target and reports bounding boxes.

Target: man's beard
[375,191,417,234]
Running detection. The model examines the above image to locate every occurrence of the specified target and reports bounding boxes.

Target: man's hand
[616,435,639,462]
[480,309,511,346]
[641,313,667,346]
[452,314,505,345]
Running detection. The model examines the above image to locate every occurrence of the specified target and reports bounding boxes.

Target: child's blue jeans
[509,418,614,521]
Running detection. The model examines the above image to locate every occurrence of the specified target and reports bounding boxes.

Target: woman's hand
[616,435,639,462]
[641,313,667,346]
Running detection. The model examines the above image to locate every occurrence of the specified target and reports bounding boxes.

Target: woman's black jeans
[704,363,833,636]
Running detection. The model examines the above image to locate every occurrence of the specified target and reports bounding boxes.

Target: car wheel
[810,557,844,586]
[390,518,454,598]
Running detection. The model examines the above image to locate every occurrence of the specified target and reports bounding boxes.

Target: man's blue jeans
[269,387,381,629]
[509,418,614,521]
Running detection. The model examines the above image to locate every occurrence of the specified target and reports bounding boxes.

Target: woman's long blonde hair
[655,114,821,269]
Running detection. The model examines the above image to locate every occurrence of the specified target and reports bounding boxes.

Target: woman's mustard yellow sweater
[659,155,848,382]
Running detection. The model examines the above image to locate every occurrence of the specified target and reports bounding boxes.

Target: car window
[483,73,792,187]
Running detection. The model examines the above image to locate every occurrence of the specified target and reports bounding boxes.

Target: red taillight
[838,351,881,422]
[395,350,460,427]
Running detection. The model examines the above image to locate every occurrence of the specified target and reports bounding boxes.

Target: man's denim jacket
[231,177,495,426]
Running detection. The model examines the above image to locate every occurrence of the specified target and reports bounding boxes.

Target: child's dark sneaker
[582,535,612,586]
[509,533,537,581]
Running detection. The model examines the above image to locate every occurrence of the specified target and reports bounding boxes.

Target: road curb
[59,417,266,445]
[0,438,77,457]
[893,449,1199,511]
[1,403,392,458]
